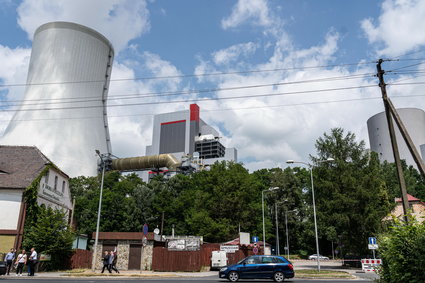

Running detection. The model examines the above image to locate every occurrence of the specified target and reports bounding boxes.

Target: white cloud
[17,0,150,53]
[0,45,31,135]
[212,42,258,65]
[221,0,276,30]
[361,0,425,56]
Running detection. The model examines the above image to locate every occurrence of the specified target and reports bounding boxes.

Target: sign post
[368,237,378,259]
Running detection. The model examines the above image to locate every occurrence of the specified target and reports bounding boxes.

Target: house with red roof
[385,194,425,223]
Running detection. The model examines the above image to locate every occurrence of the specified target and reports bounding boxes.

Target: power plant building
[145,104,237,173]
[1,22,114,177]
[367,108,425,168]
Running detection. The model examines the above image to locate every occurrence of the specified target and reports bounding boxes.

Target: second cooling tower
[1,22,114,176]
[367,108,425,168]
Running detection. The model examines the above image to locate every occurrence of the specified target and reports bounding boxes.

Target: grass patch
[296,269,353,279]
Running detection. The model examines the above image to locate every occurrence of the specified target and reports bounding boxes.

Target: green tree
[22,206,74,270]
[312,128,391,256]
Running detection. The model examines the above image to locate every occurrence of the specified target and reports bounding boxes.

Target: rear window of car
[273,257,285,263]
[262,257,274,263]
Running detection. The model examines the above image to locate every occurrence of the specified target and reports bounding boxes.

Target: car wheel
[228,271,239,282]
[273,271,285,282]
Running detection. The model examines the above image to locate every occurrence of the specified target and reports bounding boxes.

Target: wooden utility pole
[376,59,410,222]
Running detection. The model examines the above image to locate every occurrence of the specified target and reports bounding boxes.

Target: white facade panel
[1,22,114,177]
[37,168,72,213]
[367,108,425,168]
[0,189,23,230]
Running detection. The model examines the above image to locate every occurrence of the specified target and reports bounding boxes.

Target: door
[128,244,142,270]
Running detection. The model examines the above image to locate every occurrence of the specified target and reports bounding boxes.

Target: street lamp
[91,150,107,272]
[286,157,334,272]
[284,209,297,260]
[262,187,279,255]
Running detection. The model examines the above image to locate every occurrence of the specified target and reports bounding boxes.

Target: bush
[22,206,75,270]
[378,217,425,283]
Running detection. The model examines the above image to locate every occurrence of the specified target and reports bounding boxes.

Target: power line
[1,73,374,107]
[0,61,377,88]
[0,84,377,113]
[3,92,424,123]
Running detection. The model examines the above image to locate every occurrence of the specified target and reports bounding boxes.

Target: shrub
[378,217,425,283]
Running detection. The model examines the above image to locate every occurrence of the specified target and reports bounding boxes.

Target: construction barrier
[361,258,382,272]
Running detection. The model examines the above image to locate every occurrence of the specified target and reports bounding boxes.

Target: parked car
[0,261,6,275]
[219,255,294,282]
[308,254,330,260]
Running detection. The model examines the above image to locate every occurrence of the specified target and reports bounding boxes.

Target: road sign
[253,247,259,254]
[252,236,259,243]
[368,237,377,245]
[220,245,239,253]
[143,223,148,236]
[368,244,378,250]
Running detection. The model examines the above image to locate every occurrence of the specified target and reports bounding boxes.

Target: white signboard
[368,244,378,250]
[240,232,250,246]
[220,245,239,253]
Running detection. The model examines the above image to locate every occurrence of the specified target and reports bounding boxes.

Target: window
[54,176,58,191]
[45,170,49,183]
[62,181,66,193]
[245,256,261,264]
[262,257,274,263]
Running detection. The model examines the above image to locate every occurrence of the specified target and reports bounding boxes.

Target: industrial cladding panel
[159,120,186,154]
[1,22,114,177]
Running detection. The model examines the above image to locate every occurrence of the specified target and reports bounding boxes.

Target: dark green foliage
[22,206,74,270]
[312,128,391,256]
[378,218,425,283]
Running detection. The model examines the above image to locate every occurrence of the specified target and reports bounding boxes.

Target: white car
[308,254,330,260]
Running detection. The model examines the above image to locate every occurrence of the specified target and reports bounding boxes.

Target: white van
[211,251,228,270]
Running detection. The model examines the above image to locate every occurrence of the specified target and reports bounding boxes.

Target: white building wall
[0,189,23,230]
[37,168,72,213]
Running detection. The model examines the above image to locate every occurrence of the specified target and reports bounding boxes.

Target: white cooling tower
[367,108,425,168]
[1,22,114,177]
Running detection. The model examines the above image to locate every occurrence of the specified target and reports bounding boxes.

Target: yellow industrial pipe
[111,154,181,171]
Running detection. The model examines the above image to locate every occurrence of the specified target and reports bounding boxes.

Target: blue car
[219,255,295,282]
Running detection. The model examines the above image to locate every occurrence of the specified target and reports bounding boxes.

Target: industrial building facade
[367,108,425,168]
[145,104,237,172]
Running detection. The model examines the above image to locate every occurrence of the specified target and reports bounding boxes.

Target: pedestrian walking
[110,250,119,273]
[15,250,26,276]
[5,248,15,275]
[101,251,111,273]
[28,247,37,276]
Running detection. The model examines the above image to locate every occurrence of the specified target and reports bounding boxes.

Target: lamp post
[262,187,279,255]
[285,209,296,260]
[286,157,334,272]
[91,150,107,272]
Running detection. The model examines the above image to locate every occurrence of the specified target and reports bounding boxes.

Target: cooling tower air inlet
[111,154,181,171]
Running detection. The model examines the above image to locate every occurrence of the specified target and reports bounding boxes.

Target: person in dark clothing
[5,248,15,275]
[110,250,119,273]
[101,251,111,273]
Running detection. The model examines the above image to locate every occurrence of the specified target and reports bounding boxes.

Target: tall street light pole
[262,187,279,255]
[286,158,334,272]
[91,150,106,272]
[285,209,296,260]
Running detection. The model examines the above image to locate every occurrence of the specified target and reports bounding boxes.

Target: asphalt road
[0,276,373,282]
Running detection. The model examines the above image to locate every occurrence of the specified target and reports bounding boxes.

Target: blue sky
[1,0,425,176]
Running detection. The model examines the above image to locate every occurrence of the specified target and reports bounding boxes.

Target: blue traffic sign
[368,237,377,245]
[252,236,259,243]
